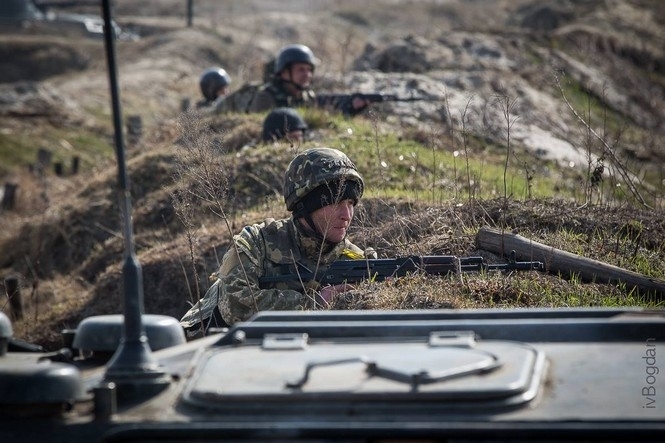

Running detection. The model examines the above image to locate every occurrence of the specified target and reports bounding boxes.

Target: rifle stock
[258,254,545,288]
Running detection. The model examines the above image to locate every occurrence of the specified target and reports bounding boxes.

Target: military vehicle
[1,1,664,441]
[0,0,123,39]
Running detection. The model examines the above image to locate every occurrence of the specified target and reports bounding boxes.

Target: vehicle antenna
[100,0,170,397]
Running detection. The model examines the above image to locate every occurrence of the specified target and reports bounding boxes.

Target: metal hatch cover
[182,331,547,412]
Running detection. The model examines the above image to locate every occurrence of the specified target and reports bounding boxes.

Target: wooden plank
[476,226,665,299]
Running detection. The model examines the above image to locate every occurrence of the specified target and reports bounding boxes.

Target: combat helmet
[284,148,364,216]
[274,44,319,75]
[199,67,231,101]
[262,107,308,142]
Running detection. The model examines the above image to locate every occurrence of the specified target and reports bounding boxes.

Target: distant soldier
[262,107,308,143]
[213,44,371,116]
[179,148,376,336]
[196,67,231,108]
[249,44,371,116]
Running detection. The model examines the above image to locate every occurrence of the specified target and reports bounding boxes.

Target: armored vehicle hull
[1,308,664,442]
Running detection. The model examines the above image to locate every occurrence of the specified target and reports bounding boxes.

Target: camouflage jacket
[247,79,317,113]
[212,81,263,114]
[179,216,368,330]
[213,78,360,116]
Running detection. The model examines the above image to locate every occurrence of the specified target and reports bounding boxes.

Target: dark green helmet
[284,148,364,212]
[199,67,231,101]
[262,107,308,142]
[274,44,318,75]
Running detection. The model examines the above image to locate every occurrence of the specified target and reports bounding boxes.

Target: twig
[554,73,651,208]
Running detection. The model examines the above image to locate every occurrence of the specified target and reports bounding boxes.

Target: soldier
[180,147,376,337]
[262,107,308,143]
[249,44,371,116]
[196,67,231,108]
[213,44,371,116]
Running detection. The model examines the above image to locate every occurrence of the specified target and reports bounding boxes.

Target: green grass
[0,133,37,175]
[280,110,665,312]
[307,110,582,203]
[558,75,628,135]
[0,126,114,177]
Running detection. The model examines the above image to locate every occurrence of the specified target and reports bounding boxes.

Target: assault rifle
[318,92,441,104]
[258,253,545,288]
[315,92,442,116]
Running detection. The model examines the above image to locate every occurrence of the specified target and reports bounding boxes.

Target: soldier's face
[310,199,354,243]
[287,63,313,88]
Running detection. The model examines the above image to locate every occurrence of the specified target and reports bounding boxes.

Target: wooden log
[476,226,665,299]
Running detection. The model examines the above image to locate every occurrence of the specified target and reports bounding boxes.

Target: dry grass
[2,105,665,350]
[2,0,665,351]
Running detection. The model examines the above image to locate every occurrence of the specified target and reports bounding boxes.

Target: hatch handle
[286,351,501,389]
[286,357,371,388]
[369,351,501,388]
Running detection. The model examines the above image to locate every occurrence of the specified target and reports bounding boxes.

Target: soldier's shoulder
[214,81,263,113]
[235,222,263,241]
[235,218,285,241]
[263,217,288,229]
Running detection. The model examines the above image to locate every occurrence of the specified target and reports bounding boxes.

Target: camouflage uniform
[179,218,369,334]
[213,43,360,116]
[212,82,262,114]
[219,216,367,325]
[213,79,361,116]
[247,79,317,113]
[180,147,371,335]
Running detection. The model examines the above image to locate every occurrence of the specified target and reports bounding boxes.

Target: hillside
[1,0,664,350]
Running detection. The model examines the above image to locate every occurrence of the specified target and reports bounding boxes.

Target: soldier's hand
[351,96,371,111]
[320,283,355,304]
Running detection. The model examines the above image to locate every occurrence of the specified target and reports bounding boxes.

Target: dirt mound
[2,0,665,350]
[0,36,94,83]
[4,144,663,352]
